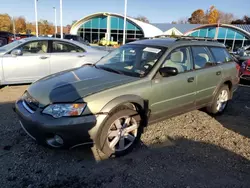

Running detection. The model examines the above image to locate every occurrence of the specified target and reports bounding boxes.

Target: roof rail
[153,35,218,42]
[176,36,218,42]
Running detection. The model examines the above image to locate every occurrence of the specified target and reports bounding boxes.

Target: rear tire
[206,85,229,115]
[96,109,142,158]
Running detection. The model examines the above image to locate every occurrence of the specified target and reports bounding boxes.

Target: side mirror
[11,49,22,56]
[159,67,178,77]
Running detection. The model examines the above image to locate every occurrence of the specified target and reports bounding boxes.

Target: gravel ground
[0,84,250,188]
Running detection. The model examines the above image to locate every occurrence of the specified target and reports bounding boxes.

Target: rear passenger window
[210,47,232,63]
[192,47,212,69]
[52,41,84,53]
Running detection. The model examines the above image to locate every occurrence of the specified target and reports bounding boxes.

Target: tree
[0,14,12,32]
[218,11,235,24]
[207,6,219,24]
[134,15,150,23]
[188,9,205,24]
[177,17,189,24]
[231,15,250,24]
[243,15,250,24]
[38,20,54,35]
[72,20,77,26]
[15,16,26,33]
[171,21,177,24]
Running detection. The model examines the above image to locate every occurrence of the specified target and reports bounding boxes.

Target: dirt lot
[0,84,250,188]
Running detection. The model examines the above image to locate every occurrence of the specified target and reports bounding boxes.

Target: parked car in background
[239,59,250,81]
[15,37,239,158]
[0,31,15,47]
[52,34,90,46]
[234,45,250,64]
[0,37,108,85]
[16,34,35,40]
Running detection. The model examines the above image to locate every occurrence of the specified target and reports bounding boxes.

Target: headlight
[42,103,86,118]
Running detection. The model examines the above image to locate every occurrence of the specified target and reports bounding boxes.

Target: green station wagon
[15,37,239,157]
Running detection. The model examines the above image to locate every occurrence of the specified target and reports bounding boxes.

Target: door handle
[216,71,221,75]
[39,56,49,59]
[187,77,194,83]
[78,55,85,58]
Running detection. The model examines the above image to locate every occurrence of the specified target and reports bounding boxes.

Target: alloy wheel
[107,116,138,152]
[216,89,229,112]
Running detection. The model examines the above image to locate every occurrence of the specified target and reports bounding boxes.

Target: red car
[240,59,250,81]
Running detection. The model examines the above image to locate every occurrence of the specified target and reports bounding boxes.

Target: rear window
[210,47,233,63]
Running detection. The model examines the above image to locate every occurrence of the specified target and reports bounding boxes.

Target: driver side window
[162,47,192,73]
[20,41,48,54]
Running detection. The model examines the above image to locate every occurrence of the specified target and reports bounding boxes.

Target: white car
[0,37,108,85]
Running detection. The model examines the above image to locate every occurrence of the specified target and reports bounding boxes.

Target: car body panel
[27,66,139,106]
[2,53,50,84]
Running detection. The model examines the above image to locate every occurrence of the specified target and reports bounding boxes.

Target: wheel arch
[100,94,148,116]
[213,78,233,100]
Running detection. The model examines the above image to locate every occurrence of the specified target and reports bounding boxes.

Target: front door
[150,47,196,122]
[2,40,50,84]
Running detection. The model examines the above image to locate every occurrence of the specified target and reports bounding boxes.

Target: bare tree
[218,11,235,24]
[177,17,189,24]
[134,15,150,23]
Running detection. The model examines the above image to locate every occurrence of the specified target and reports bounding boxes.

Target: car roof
[129,38,226,48]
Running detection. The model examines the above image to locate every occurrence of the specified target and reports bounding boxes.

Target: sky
[0,0,249,25]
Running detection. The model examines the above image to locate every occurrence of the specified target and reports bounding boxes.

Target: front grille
[247,66,250,71]
[22,92,39,112]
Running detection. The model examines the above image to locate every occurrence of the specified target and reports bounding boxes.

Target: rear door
[209,47,239,86]
[50,40,87,74]
[2,40,50,84]
[191,46,222,107]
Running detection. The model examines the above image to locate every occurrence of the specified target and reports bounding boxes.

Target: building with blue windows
[70,12,162,44]
[71,12,250,51]
[184,24,250,51]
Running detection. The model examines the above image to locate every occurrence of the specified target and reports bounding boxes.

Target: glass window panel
[190,31,199,37]
[84,20,91,28]
[217,27,227,39]
[226,29,235,39]
[199,29,207,37]
[235,32,244,40]
[99,17,107,29]
[111,17,118,29]
[207,28,216,38]
[91,18,99,29]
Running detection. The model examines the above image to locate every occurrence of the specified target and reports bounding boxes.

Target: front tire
[96,109,142,158]
[206,85,229,115]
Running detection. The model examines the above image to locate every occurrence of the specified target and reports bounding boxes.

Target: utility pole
[12,16,16,39]
[53,7,57,37]
[122,0,127,45]
[60,0,63,39]
[34,0,38,37]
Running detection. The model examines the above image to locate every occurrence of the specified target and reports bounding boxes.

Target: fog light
[46,135,64,148]
[54,135,64,145]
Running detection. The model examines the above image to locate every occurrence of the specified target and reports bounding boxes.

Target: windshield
[96,45,164,77]
[0,40,24,52]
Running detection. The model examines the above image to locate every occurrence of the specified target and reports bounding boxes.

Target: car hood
[27,66,139,106]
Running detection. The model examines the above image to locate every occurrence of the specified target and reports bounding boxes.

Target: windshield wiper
[97,66,124,75]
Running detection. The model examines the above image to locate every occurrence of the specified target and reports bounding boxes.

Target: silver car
[0,37,108,85]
